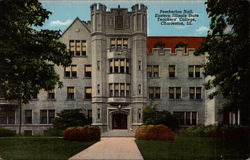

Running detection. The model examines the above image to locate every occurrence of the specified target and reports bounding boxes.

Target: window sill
[189,99,203,101]
[188,77,202,79]
[66,99,75,101]
[168,77,177,79]
[73,55,87,58]
[147,77,160,79]
[63,77,79,79]
[84,99,92,101]
[47,99,56,101]
[83,77,92,79]
[149,98,161,101]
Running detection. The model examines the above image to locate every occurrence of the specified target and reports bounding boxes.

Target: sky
[39,0,210,37]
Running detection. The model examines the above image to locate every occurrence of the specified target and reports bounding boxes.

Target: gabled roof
[61,17,91,36]
[147,36,206,53]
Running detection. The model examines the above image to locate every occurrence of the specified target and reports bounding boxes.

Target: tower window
[168,65,176,77]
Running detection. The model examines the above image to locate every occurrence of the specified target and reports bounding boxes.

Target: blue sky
[39,0,210,37]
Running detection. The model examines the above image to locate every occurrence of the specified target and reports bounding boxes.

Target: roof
[147,36,206,53]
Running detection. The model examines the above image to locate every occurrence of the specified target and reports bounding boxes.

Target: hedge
[0,128,16,137]
[135,125,175,141]
[63,126,100,141]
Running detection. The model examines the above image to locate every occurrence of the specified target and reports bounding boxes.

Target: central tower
[91,3,147,132]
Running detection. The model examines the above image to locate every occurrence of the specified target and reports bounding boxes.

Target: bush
[63,125,100,141]
[0,128,16,137]
[53,109,91,130]
[143,103,179,130]
[182,125,250,139]
[135,125,175,141]
[45,127,63,136]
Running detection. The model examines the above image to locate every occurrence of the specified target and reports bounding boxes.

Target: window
[48,89,55,100]
[24,130,32,136]
[87,109,92,119]
[174,112,197,125]
[67,87,74,100]
[40,110,47,124]
[190,87,202,99]
[147,65,159,78]
[0,110,15,124]
[97,108,101,119]
[64,65,77,78]
[169,87,181,99]
[188,65,201,78]
[69,40,87,56]
[138,108,142,120]
[25,110,32,124]
[164,48,171,54]
[97,61,100,70]
[109,83,130,97]
[40,110,55,124]
[138,61,141,70]
[110,38,128,49]
[84,65,92,78]
[126,84,130,97]
[138,84,141,94]
[149,87,160,99]
[85,87,92,99]
[168,65,176,77]
[97,84,100,94]
[115,15,123,29]
[109,59,129,74]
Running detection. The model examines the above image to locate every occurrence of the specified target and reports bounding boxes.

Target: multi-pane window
[64,65,77,78]
[109,83,130,97]
[85,87,92,99]
[109,59,129,74]
[48,89,55,100]
[40,110,55,124]
[138,61,142,70]
[188,65,201,78]
[173,112,197,125]
[149,87,160,99]
[25,110,32,124]
[169,87,181,99]
[67,87,74,100]
[84,65,92,78]
[189,87,202,99]
[147,65,159,78]
[69,40,87,56]
[87,109,92,119]
[0,110,15,124]
[168,65,176,77]
[110,38,128,49]
[187,49,195,55]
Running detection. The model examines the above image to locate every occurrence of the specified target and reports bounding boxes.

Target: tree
[143,102,179,130]
[0,0,73,134]
[198,0,250,124]
[53,109,91,130]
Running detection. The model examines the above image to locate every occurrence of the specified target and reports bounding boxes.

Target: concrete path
[101,129,135,137]
[69,137,143,160]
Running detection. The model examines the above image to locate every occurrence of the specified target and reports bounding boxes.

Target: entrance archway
[112,113,127,129]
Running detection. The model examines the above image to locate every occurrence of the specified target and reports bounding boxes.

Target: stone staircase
[101,129,135,137]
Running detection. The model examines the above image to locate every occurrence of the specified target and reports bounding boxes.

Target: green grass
[136,136,250,160]
[0,137,96,160]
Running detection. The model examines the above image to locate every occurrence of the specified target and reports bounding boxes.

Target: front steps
[101,129,135,137]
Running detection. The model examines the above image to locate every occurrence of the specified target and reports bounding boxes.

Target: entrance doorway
[112,113,127,129]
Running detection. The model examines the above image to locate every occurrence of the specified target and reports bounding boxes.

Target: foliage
[0,128,16,137]
[53,109,91,130]
[143,103,179,130]
[63,126,100,141]
[0,137,95,160]
[135,125,175,141]
[198,0,250,124]
[182,125,250,139]
[44,127,63,136]
[0,0,73,103]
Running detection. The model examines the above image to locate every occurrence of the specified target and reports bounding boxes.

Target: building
[0,3,231,135]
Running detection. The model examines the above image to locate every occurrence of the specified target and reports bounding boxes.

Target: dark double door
[112,113,127,129]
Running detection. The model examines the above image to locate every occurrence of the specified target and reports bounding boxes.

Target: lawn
[0,137,96,160]
[136,136,250,160]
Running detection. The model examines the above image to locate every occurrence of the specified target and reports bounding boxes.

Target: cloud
[195,26,209,35]
[49,19,72,27]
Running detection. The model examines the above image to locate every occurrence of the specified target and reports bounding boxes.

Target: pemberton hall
[0,4,240,135]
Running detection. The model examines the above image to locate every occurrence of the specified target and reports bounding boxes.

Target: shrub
[135,125,175,141]
[63,125,100,141]
[53,109,91,130]
[209,125,250,139]
[0,128,16,137]
[143,103,179,130]
[45,127,63,136]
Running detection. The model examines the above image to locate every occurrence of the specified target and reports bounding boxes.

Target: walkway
[101,129,135,137]
[69,137,143,160]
